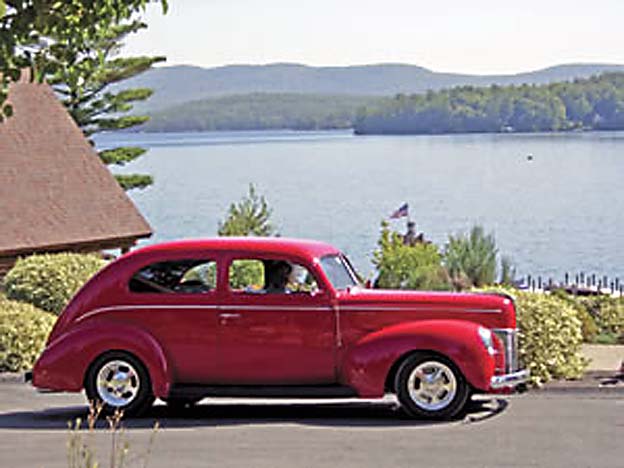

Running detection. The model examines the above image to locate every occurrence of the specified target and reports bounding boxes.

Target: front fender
[340,320,495,397]
[33,321,172,398]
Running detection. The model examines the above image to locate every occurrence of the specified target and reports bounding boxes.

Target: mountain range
[127,62,624,112]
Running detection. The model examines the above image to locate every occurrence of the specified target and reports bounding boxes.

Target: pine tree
[49,20,165,190]
[218,185,275,237]
[0,1,167,122]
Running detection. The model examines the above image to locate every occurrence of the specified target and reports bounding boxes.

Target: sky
[122,0,624,75]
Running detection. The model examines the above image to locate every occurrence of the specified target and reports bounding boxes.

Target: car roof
[123,237,341,261]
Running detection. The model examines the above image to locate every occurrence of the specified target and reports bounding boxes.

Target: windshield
[320,254,359,290]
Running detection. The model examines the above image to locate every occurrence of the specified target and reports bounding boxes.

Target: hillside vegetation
[140,93,384,132]
[126,62,624,112]
[354,73,624,134]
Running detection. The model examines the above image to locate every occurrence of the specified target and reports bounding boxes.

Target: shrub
[593,299,624,338]
[575,305,600,343]
[553,293,623,343]
[373,222,451,291]
[4,253,106,315]
[0,294,57,372]
[515,292,586,384]
[444,225,498,289]
[550,290,599,342]
[478,287,586,385]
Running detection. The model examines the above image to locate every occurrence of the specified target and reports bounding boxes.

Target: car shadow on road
[0,397,508,431]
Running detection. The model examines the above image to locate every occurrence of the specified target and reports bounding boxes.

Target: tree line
[140,94,381,132]
[354,73,624,134]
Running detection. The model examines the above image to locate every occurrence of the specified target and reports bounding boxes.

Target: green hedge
[0,294,57,372]
[3,253,106,315]
[554,293,624,344]
[588,298,623,337]
[516,292,586,384]
[478,287,587,385]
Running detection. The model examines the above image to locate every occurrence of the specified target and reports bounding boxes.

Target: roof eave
[0,231,152,258]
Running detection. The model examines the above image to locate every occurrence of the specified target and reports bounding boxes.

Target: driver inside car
[264,260,293,294]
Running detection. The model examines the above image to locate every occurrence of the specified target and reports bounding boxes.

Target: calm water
[94,130,624,281]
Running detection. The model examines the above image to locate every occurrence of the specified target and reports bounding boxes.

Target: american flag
[390,203,409,219]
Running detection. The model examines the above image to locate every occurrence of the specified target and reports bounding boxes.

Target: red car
[32,237,528,419]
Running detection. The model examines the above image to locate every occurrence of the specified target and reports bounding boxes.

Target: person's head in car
[265,261,292,294]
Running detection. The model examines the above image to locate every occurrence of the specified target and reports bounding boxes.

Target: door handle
[218,313,241,319]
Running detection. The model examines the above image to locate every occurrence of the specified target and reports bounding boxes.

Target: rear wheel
[394,353,469,420]
[85,351,154,416]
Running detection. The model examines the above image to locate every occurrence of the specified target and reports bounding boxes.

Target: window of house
[129,259,217,294]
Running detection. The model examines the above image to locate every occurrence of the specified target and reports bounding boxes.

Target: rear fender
[33,322,172,398]
[340,320,495,397]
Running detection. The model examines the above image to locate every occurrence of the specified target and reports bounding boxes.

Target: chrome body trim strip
[219,305,331,312]
[77,304,333,322]
[339,306,501,314]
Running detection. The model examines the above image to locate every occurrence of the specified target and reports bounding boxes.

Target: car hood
[336,287,517,329]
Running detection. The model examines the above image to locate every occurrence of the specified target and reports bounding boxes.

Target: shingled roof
[0,75,152,259]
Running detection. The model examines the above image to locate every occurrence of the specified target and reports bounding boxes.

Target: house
[0,74,152,277]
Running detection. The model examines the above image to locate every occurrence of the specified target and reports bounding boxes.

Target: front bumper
[490,369,530,389]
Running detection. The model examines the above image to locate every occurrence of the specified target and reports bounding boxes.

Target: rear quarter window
[129,259,217,294]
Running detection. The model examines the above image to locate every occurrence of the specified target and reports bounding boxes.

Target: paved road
[0,382,621,468]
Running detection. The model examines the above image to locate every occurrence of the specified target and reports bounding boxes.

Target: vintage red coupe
[31,237,528,419]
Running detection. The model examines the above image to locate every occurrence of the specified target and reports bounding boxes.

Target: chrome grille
[493,328,518,373]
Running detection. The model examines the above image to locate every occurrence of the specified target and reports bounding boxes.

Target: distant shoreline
[121,127,624,136]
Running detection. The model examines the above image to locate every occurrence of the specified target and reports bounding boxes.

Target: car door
[216,257,337,384]
[126,256,222,383]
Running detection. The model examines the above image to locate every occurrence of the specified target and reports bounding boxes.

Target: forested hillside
[140,93,384,132]
[354,73,624,134]
[127,63,624,112]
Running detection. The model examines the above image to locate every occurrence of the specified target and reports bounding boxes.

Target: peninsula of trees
[354,73,624,134]
[140,94,382,132]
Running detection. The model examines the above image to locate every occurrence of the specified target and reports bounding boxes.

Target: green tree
[48,19,165,190]
[372,221,451,291]
[499,255,517,286]
[218,184,275,237]
[0,1,167,121]
[219,186,276,289]
[444,225,498,290]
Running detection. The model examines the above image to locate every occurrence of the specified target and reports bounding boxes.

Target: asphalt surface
[0,382,621,468]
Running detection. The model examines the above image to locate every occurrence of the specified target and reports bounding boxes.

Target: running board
[168,384,358,399]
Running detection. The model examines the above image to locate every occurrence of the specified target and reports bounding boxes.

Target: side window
[130,259,217,294]
[229,259,319,295]
[229,260,265,292]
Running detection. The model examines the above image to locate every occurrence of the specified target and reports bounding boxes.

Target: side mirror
[365,279,373,289]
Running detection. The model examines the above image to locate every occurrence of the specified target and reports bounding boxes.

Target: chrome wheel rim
[96,360,140,408]
[407,361,457,411]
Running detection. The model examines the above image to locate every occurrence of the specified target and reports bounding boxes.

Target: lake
[93,130,624,282]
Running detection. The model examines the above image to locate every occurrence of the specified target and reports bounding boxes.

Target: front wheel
[394,353,469,420]
[85,351,155,416]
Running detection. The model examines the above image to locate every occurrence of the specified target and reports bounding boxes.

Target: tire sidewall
[395,352,469,420]
[85,351,154,416]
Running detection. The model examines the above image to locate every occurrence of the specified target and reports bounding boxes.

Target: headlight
[478,327,495,356]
